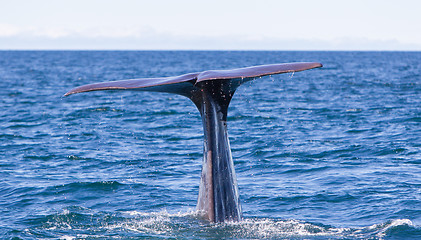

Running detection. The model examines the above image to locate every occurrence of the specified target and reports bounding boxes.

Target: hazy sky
[1,0,420,50]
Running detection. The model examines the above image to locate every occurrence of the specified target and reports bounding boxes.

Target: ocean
[0,51,420,239]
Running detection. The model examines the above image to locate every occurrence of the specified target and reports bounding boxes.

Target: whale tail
[64,62,322,98]
[65,62,322,222]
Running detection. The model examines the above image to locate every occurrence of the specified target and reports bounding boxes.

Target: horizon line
[1,49,421,52]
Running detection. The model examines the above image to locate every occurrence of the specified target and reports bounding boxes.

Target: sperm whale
[65,62,322,222]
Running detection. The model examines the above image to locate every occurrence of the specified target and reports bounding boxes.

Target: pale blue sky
[1,0,420,50]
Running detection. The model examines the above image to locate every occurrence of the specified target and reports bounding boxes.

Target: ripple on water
[1,51,421,239]
[7,208,420,239]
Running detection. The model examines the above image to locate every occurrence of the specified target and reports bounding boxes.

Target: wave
[6,208,420,239]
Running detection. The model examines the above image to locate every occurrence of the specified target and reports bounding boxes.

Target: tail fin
[64,62,322,97]
[64,61,322,223]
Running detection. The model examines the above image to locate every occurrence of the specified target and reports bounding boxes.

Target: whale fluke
[65,62,322,222]
[63,72,199,96]
[64,62,321,97]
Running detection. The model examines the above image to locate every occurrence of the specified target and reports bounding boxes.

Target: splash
[354,219,414,239]
[103,212,417,239]
[12,207,419,239]
[98,211,418,239]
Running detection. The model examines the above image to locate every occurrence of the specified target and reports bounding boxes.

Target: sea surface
[0,51,420,239]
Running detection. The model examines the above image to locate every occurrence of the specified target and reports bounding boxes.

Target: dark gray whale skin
[65,62,322,223]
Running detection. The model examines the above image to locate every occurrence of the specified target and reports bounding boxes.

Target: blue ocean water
[0,51,420,239]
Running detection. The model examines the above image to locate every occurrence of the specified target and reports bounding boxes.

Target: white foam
[84,210,416,239]
[225,218,351,238]
[104,209,200,236]
[372,219,413,238]
[59,236,75,240]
